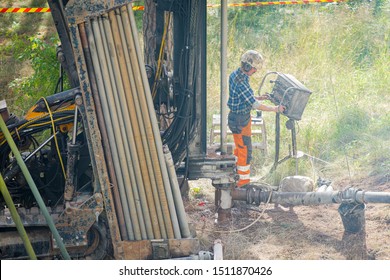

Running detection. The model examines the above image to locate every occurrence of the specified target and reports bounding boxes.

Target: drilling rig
[1,0,390,260]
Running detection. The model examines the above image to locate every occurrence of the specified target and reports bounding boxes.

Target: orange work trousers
[228,112,252,187]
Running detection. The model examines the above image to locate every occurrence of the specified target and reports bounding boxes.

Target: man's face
[247,66,258,76]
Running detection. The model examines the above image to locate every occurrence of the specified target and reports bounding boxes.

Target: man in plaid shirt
[228,50,285,187]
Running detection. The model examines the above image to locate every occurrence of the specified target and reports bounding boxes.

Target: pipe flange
[341,187,362,204]
[246,187,262,205]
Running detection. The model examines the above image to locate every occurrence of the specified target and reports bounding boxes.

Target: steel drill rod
[90,18,136,240]
[233,188,390,206]
[101,19,155,240]
[112,14,163,239]
[163,145,191,238]
[96,14,154,239]
[100,14,142,240]
[89,18,135,239]
[220,0,228,154]
[121,7,174,238]
[122,7,174,238]
[125,4,179,239]
[80,22,128,240]
[115,9,171,239]
[0,117,70,260]
[104,13,162,239]
[109,10,155,239]
[106,11,151,240]
[100,14,150,240]
[160,146,182,238]
[110,10,166,239]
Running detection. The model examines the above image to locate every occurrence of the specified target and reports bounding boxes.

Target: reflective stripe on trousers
[231,115,252,187]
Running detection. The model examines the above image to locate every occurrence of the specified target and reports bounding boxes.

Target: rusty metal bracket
[152,239,170,260]
[54,193,103,250]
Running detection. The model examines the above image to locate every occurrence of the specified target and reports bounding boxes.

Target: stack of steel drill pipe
[87,17,138,240]
[126,4,187,239]
[77,4,191,241]
[78,23,128,240]
[111,10,176,239]
[104,11,166,240]
[125,5,181,238]
[90,14,153,241]
[120,5,181,239]
[92,8,178,240]
[98,15,151,241]
[106,12,154,240]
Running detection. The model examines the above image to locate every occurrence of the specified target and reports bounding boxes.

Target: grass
[207,2,390,184]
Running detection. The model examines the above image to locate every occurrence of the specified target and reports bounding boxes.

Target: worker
[228,50,285,187]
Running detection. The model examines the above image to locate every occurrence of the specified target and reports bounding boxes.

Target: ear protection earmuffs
[243,62,252,72]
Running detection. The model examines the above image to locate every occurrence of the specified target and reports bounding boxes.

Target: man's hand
[275,105,286,113]
[255,94,270,101]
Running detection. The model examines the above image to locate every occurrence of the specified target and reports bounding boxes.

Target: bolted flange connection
[246,187,267,205]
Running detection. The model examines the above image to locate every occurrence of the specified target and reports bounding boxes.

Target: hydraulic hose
[0,116,71,260]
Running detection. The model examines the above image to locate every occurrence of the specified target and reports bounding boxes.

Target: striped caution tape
[0,0,345,13]
[0,6,144,13]
[0,7,50,13]
[208,0,346,8]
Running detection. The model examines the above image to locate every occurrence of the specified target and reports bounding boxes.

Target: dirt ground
[185,174,390,260]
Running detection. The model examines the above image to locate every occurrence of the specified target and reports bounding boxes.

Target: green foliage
[332,107,370,147]
[9,35,61,107]
[0,1,15,37]
[133,1,144,31]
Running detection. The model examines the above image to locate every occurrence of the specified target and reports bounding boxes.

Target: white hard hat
[240,50,263,69]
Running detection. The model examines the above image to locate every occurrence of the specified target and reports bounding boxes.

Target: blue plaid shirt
[227,68,256,115]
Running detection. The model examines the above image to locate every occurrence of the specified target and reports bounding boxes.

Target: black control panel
[269,73,312,121]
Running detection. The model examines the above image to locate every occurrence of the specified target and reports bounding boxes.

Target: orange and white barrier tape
[0,0,345,13]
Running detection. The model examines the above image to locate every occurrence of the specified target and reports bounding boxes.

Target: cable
[152,12,172,99]
[41,97,67,180]
[0,110,73,147]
